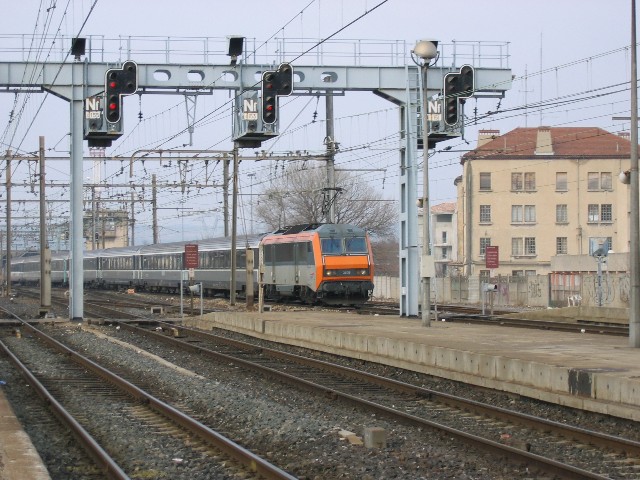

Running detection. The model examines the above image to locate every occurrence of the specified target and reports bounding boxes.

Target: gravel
[2,293,638,479]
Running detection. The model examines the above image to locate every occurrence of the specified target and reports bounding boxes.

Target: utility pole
[39,136,51,316]
[230,144,239,305]
[130,192,136,246]
[326,91,337,223]
[223,157,230,237]
[5,152,11,297]
[152,174,159,244]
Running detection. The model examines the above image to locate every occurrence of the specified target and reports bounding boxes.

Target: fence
[373,272,631,309]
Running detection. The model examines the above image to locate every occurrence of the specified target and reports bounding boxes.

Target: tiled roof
[431,202,456,213]
[463,127,631,161]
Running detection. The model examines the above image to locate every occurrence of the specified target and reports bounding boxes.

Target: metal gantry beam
[0,60,512,320]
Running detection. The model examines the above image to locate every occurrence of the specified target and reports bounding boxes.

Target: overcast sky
[1,1,635,245]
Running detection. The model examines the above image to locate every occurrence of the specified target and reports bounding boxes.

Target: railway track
[96,319,640,479]
[0,307,295,480]
[9,285,629,338]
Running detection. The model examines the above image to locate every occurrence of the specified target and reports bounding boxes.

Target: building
[455,127,631,277]
[430,202,458,276]
[417,202,458,277]
[83,209,130,250]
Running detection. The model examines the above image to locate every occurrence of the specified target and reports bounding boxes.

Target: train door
[295,241,315,288]
[263,243,275,283]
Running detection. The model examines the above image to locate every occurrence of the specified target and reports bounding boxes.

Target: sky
[0,0,635,247]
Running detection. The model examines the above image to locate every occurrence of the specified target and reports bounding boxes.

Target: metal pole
[230,144,239,305]
[130,192,135,246]
[223,157,230,237]
[5,153,11,297]
[326,91,336,223]
[39,136,51,316]
[69,62,85,322]
[152,174,158,244]
[597,257,603,307]
[630,0,640,347]
[91,187,97,250]
[421,63,431,327]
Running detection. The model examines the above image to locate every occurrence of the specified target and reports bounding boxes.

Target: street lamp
[412,39,438,327]
[630,0,640,347]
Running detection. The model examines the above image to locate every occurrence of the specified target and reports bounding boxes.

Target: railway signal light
[276,62,293,96]
[104,61,138,124]
[262,71,278,124]
[443,64,475,126]
[261,62,294,125]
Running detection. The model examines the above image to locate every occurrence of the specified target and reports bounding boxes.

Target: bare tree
[255,165,397,237]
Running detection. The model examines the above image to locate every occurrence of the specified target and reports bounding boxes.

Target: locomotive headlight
[358,269,369,276]
[325,269,335,276]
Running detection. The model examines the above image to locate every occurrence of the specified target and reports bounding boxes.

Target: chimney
[477,129,500,148]
[534,127,554,155]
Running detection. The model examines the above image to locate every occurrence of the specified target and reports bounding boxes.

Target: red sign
[485,245,499,269]
[184,244,199,269]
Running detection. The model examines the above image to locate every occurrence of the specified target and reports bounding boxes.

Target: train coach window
[345,237,367,253]
[295,242,313,263]
[275,243,294,263]
[321,238,342,254]
[237,250,246,268]
[263,245,273,263]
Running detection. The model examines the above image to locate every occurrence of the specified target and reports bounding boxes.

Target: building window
[511,205,523,223]
[512,270,524,277]
[480,237,491,256]
[525,270,537,276]
[524,205,536,223]
[480,205,491,223]
[525,237,536,255]
[524,172,536,191]
[556,237,568,254]
[511,237,523,256]
[479,172,491,191]
[442,231,447,243]
[587,172,613,191]
[556,172,568,191]
[513,237,536,256]
[556,204,568,223]
[587,204,613,223]
[511,173,523,191]
[512,205,536,223]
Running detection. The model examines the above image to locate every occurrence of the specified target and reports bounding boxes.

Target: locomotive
[10,223,375,306]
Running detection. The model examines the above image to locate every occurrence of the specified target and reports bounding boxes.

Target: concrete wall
[374,272,630,310]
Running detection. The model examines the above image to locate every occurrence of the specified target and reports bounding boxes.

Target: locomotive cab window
[345,237,367,254]
[321,238,343,254]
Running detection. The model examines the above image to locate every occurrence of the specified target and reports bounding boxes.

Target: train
[10,223,375,306]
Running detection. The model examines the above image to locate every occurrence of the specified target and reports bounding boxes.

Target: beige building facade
[455,127,631,277]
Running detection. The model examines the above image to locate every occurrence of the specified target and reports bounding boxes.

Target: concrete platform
[186,310,640,421]
[0,389,51,480]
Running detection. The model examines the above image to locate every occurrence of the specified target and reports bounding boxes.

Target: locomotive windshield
[321,236,368,254]
[345,237,368,253]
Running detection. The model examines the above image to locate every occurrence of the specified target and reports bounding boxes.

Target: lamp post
[413,39,438,327]
[630,0,640,347]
